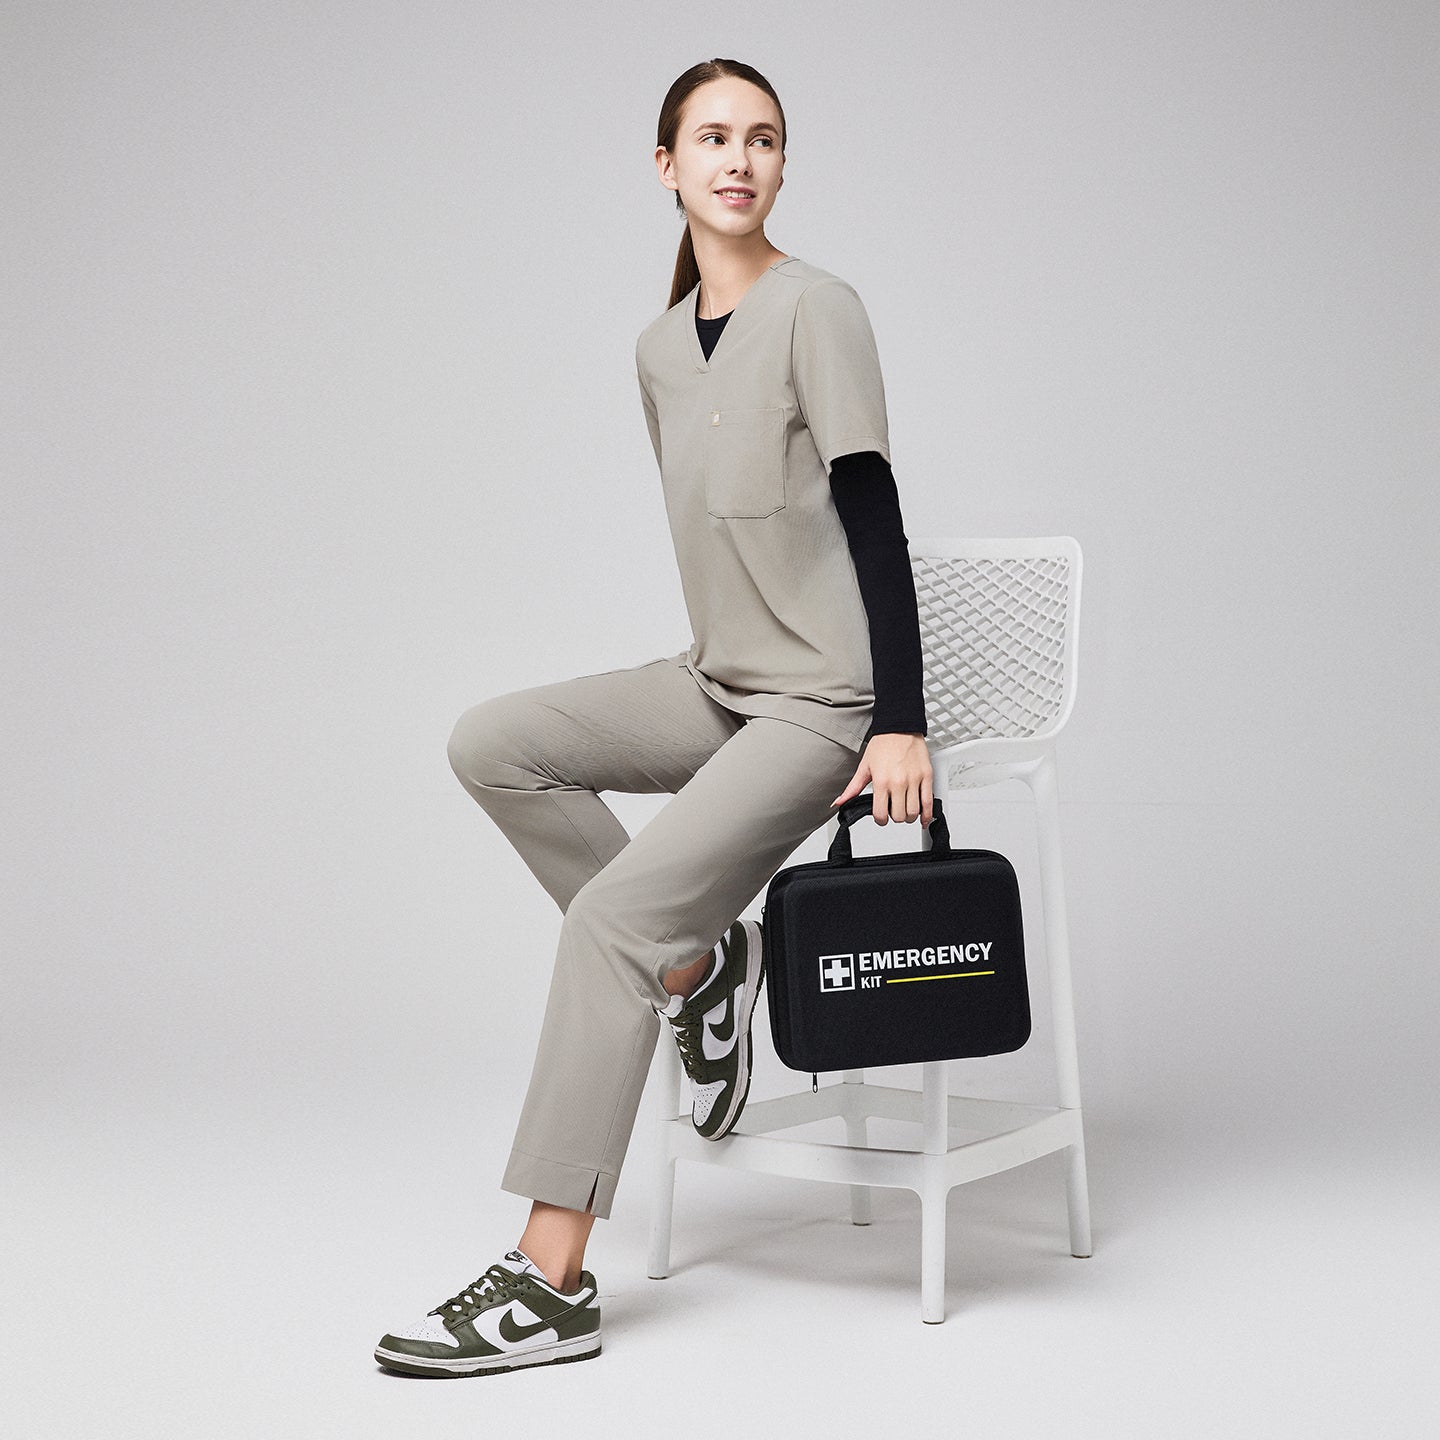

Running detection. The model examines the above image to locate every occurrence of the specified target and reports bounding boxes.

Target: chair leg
[647,1040,683,1278]
[1066,1139,1093,1259]
[917,802,951,1320]
[841,1069,872,1225]
[918,1060,950,1321]
[1026,749,1094,1259]
[919,1156,948,1323]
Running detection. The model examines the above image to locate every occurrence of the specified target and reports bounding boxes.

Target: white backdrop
[4,2,1437,1436]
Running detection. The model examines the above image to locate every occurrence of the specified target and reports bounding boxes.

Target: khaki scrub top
[634,254,892,753]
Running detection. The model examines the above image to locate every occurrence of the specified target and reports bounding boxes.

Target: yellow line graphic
[886,970,995,984]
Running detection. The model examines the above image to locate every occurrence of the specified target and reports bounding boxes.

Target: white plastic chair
[647,536,1091,1322]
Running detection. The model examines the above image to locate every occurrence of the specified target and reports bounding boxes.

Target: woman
[375,58,932,1377]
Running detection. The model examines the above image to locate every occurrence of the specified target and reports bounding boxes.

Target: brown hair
[656,59,788,311]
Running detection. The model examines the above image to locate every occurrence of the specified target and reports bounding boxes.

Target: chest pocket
[704,407,786,519]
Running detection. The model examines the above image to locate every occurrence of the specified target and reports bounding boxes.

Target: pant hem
[502,1149,620,1220]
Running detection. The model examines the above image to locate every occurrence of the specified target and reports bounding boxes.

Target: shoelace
[429,1263,522,1321]
[668,1007,706,1082]
[668,981,726,1085]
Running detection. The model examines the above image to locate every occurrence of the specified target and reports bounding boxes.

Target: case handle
[826,793,951,865]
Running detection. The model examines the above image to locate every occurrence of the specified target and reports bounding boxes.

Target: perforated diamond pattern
[912,552,1071,757]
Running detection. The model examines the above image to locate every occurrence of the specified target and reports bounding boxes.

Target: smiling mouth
[715,189,755,198]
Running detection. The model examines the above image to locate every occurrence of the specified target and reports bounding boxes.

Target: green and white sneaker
[655,918,765,1141]
[374,1249,600,1376]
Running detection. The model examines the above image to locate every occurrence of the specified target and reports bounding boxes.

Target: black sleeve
[827,449,929,748]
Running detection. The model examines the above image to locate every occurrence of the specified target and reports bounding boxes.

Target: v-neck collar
[686,255,792,373]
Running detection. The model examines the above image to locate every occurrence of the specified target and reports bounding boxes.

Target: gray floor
[5,1058,1433,1440]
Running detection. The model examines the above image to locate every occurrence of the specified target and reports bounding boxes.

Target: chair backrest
[906,536,1082,754]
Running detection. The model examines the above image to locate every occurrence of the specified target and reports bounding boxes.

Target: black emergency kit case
[761,794,1031,1076]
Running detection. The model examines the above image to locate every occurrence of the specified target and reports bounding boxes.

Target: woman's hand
[831,733,933,826]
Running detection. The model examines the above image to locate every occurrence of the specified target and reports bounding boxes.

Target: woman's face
[659,76,785,242]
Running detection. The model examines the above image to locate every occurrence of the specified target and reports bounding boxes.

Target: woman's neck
[694,243,788,319]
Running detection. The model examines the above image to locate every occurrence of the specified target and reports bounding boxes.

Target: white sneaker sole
[374,1331,601,1376]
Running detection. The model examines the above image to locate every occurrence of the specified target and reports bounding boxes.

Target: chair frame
[646,536,1092,1322]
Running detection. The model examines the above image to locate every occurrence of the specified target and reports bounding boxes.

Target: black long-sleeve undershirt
[827,449,928,746]
[695,309,928,747]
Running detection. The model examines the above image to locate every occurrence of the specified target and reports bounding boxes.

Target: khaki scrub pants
[445,651,863,1220]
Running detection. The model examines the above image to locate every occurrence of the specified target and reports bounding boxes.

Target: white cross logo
[819,954,854,992]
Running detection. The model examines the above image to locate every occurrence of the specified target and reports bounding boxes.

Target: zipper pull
[812,1072,818,1093]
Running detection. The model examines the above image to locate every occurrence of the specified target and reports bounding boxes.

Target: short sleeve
[791,279,891,471]
[636,347,662,470]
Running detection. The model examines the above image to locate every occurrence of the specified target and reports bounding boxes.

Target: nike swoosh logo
[709,978,737,1043]
[497,1298,588,1344]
